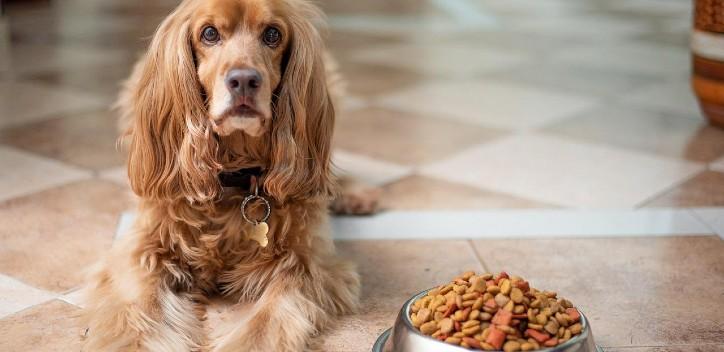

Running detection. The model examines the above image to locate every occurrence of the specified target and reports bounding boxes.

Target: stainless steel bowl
[373,289,602,352]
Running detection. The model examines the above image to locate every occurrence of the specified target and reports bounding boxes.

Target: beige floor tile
[0,146,91,203]
[431,30,583,57]
[0,300,82,352]
[551,42,689,77]
[643,171,724,207]
[469,0,590,17]
[621,80,702,118]
[326,29,404,59]
[0,81,106,128]
[603,346,724,352]
[320,240,483,351]
[338,62,425,98]
[0,110,124,170]
[377,81,598,130]
[471,236,724,347]
[421,133,704,207]
[543,105,724,162]
[334,107,503,165]
[486,63,654,97]
[98,166,129,187]
[321,0,432,16]
[506,14,650,40]
[5,42,135,76]
[381,175,552,210]
[22,64,131,102]
[349,43,531,78]
[332,149,413,186]
[0,179,132,292]
[604,0,692,16]
[0,273,55,319]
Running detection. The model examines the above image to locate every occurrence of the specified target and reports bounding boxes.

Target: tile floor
[0,0,723,351]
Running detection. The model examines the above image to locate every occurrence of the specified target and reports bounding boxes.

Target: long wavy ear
[264,1,336,204]
[126,4,222,203]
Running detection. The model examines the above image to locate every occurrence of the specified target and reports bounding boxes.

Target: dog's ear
[264,2,336,204]
[125,5,221,203]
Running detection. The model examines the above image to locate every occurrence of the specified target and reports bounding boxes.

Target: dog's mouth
[211,99,269,137]
[229,103,260,118]
[213,101,262,126]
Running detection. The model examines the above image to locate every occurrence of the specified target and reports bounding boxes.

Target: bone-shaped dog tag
[249,221,269,247]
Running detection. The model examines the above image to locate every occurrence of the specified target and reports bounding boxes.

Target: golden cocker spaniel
[82,0,362,350]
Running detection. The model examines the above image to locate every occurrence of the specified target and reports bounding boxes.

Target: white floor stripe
[332,208,716,240]
[116,208,722,240]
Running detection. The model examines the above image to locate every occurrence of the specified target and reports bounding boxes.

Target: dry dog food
[409,271,583,351]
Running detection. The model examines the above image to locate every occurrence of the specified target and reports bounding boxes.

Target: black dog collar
[218,167,264,190]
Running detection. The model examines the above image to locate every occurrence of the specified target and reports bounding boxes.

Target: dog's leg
[82,235,207,352]
[213,248,359,352]
[330,176,381,215]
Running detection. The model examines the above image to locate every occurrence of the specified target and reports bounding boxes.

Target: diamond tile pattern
[334,107,503,165]
[0,0,722,351]
[0,81,106,128]
[0,146,91,202]
[0,274,55,319]
[544,105,724,162]
[421,133,704,207]
[377,80,598,130]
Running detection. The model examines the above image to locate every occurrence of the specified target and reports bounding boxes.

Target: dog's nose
[225,68,262,96]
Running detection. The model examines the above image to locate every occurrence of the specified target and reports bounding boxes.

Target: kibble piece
[500,279,512,295]
[503,340,521,352]
[510,287,524,302]
[439,318,454,334]
[463,325,481,336]
[417,308,432,324]
[487,285,501,294]
[544,319,559,335]
[472,297,484,310]
[445,336,461,344]
[462,320,481,329]
[419,321,438,335]
[495,293,510,307]
[463,337,482,349]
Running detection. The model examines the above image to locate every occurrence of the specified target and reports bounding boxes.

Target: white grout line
[116,208,722,241]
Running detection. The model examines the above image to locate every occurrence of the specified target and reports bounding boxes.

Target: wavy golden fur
[82,0,360,350]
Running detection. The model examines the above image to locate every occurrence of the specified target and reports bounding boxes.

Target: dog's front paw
[331,184,381,215]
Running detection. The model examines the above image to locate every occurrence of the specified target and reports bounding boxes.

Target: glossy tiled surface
[0,0,722,351]
[471,236,724,348]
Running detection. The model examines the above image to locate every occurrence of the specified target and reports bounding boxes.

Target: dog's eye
[262,26,281,47]
[201,25,220,44]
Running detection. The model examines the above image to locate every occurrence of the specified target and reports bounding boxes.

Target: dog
[82,0,363,350]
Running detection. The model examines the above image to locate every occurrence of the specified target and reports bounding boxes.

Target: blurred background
[0,0,722,351]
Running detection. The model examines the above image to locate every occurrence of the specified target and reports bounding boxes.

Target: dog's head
[126,0,334,204]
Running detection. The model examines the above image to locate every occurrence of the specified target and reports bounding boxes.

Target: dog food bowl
[373,289,602,352]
